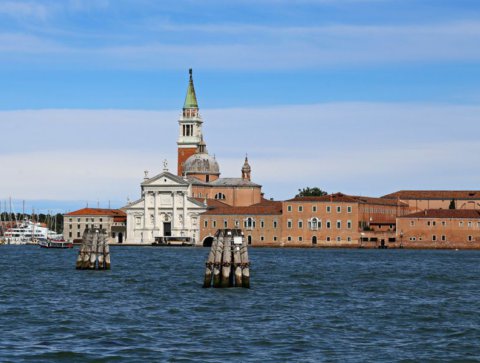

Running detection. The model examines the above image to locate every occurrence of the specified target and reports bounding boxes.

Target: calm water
[1,247,480,362]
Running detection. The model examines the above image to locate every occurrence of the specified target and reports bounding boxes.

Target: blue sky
[1,0,480,213]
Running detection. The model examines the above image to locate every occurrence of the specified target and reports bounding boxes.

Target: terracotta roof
[202,200,282,216]
[383,190,480,200]
[353,196,408,207]
[259,198,279,205]
[65,208,126,217]
[287,193,406,207]
[399,209,480,219]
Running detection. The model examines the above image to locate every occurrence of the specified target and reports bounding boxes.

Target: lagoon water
[1,246,480,362]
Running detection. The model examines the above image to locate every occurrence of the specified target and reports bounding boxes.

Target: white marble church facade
[123,166,207,245]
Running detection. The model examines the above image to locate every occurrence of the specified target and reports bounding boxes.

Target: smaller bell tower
[242,155,252,181]
[177,69,203,176]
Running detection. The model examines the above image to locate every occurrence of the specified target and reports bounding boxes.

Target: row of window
[192,192,224,199]
[182,124,194,137]
[214,193,226,200]
[408,235,476,242]
[238,236,354,243]
[183,109,197,118]
[410,220,480,228]
[203,218,354,230]
[362,208,397,215]
[68,218,103,223]
[286,236,353,242]
[204,218,278,229]
[69,224,103,230]
[287,219,352,230]
[249,235,279,242]
[287,205,353,213]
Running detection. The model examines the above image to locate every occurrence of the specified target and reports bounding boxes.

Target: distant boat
[38,239,73,249]
[151,236,195,247]
[3,219,64,245]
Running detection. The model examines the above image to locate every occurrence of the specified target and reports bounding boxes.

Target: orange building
[281,193,408,248]
[200,199,282,246]
[63,208,126,243]
[396,209,480,249]
[199,192,409,248]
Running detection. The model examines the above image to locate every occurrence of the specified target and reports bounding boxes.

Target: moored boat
[3,219,64,245]
[38,238,74,249]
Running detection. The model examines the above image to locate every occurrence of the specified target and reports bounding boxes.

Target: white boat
[3,219,63,245]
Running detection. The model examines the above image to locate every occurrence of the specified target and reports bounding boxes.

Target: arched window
[214,193,226,200]
[309,217,320,230]
[244,217,255,229]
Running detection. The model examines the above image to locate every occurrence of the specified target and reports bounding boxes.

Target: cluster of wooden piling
[203,229,250,288]
[76,228,111,270]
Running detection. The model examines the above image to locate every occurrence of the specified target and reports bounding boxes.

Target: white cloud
[0,149,175,201]
[1,102,479,203]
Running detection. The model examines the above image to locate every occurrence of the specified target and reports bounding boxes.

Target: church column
[172,191,176,230]
[183,192,187,228]
[154,192,158,229]
[143,192,148,229]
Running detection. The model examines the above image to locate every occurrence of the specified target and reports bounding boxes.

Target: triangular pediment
[142,171,190,187]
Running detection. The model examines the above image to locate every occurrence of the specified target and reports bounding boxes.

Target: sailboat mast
[0,201,3,237]
[32,207,35,243]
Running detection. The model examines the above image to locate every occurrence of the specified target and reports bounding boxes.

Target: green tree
[449,199,456,209]
[296,187,328,197]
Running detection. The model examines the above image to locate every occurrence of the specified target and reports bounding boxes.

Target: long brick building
[200,193,409,247]
[396,209,480,249]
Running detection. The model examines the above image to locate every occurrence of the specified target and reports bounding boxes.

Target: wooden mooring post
[76,228,111,270]
[203,229,250,288]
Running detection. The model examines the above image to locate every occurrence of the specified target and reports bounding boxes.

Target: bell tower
[177,69,203,176]
[242,155,252,181]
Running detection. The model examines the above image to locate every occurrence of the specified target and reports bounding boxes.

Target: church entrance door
[164,222,172,237]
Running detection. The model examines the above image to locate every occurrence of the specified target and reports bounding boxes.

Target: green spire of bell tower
[183,68,198,109]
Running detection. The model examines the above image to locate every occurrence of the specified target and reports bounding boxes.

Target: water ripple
[1,247,480,361]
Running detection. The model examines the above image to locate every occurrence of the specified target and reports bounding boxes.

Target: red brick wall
[200,214,282,246]
[281,201,360,246]
[177,147,197,176]
[397,217,480,248]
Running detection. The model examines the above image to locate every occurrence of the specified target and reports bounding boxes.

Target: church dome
[183,152,220,176]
